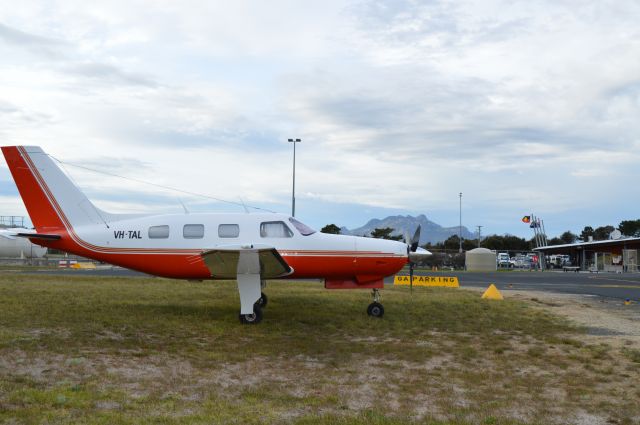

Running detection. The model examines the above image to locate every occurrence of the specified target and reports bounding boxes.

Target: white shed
[465,248,497,272]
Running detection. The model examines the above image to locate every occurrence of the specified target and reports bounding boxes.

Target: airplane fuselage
[38,212,409,281]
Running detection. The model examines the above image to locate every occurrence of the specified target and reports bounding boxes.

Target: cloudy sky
[1,0,639,238]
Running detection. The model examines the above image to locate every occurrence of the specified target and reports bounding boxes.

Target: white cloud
[0,0,639,237]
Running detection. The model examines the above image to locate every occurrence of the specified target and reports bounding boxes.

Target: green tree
[320,224,341,234]
[593,225,615,241]
[462,239,477,251]
[370,227,403,241]
[579,226,594,241]
[483,234,530,251]
[559,231,577,244]
[442,234,461,251]
[547,237,563,246]
[618,219,640,237]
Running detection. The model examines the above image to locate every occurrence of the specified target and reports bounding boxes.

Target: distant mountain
[343,214,475,245]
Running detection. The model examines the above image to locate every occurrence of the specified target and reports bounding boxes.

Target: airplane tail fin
[2,146,109,233]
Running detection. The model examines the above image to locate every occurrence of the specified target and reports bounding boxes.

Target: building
[534,237,640,272]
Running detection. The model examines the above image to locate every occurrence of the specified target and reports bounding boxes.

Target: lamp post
[287,138,301,217]
[477,225,482,248]
[459,192,463,253]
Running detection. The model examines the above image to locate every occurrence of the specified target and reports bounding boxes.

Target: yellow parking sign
[393,275,459,287]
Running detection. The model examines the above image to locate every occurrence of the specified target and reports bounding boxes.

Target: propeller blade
[410,225,421,252]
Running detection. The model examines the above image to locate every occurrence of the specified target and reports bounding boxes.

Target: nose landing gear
[367,289,384,318]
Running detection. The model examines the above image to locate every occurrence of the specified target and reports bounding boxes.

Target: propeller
[405,225,421,293]
[404,225,433,293]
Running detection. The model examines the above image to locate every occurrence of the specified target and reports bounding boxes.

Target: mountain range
[341,214,475,245]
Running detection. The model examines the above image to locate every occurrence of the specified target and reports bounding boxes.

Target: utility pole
[459,192,463,253]
[287,138,301,217]
[476,225,483,248]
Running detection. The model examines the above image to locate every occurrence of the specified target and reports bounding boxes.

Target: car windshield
[288,217,316,236]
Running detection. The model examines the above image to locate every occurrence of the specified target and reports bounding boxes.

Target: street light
[287,138,301,217]
[459,192,463,253]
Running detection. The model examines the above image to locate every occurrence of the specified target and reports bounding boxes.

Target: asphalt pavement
[16,267,640,302]
[385,270,640,301]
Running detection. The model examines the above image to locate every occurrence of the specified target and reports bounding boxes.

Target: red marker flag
[522,216,531,223]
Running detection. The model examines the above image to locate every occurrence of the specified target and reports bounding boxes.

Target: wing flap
[201,247,292,279]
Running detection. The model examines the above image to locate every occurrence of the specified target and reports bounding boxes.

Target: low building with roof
[534,237,640,273]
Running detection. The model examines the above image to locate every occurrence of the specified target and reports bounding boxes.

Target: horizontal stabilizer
[16,233,62,241]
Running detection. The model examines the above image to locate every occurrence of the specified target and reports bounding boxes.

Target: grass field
[1,273,639,425]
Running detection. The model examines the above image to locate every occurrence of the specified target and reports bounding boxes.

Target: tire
[367,302,384,318]
[239,305,263,324]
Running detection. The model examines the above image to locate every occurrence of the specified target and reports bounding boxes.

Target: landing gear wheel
[239,304,263,324]
[257,292,268,308]
[367,302,384,318]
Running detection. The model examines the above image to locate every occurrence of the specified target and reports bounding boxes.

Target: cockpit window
[288,217,316,236]
[260,221,294,238]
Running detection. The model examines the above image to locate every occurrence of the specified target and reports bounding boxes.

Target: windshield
[288,217,316,236]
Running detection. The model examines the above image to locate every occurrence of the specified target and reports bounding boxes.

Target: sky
[0,0,639,239]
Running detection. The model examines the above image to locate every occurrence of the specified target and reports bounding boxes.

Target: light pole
[459,192,463,253]
[288,138,301,217]
[476,225,482,248]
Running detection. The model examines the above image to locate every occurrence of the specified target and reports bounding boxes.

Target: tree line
[320,218,640,251]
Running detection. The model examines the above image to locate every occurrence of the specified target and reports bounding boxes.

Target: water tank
[465,248,497,272]
[0,229,47,258]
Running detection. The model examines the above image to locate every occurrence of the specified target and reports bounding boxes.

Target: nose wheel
[367,289,384,318]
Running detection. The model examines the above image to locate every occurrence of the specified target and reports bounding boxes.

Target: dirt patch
[504,290,640,349]
[464,284,640,349]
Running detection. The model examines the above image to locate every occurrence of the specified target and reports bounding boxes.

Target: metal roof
[534,236,640,251]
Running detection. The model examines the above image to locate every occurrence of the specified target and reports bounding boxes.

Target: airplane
[1,146,431,324]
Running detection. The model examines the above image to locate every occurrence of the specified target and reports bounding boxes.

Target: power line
[49,155,276,213]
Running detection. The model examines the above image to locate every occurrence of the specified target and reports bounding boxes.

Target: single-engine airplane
[2,146,431,324]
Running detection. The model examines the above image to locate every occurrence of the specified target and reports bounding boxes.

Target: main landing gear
[239,303,263,324]
[367,289,384,318]
[239,291,268,325]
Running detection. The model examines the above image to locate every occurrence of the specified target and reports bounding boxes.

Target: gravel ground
[475,287,640,349]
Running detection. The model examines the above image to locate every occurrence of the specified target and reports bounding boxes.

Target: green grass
[0,273,638,424]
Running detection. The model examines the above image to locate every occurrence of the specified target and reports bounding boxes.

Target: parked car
[497,252,511,268]
[512,254,531,269]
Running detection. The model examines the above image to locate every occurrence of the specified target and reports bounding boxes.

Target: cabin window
[183,224,204,239]
[288,217,316,236]
[260,221,293,238]
[148,225,170,239]
[218,224,240,238]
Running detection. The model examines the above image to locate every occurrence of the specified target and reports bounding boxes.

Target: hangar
[535,237,640,273]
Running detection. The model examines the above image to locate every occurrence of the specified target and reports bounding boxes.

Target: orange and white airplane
[2,146,430,324]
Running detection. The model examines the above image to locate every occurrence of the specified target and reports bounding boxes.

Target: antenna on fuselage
[178,198,190,214]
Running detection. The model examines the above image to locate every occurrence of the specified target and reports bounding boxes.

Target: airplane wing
[200,245,293,279]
